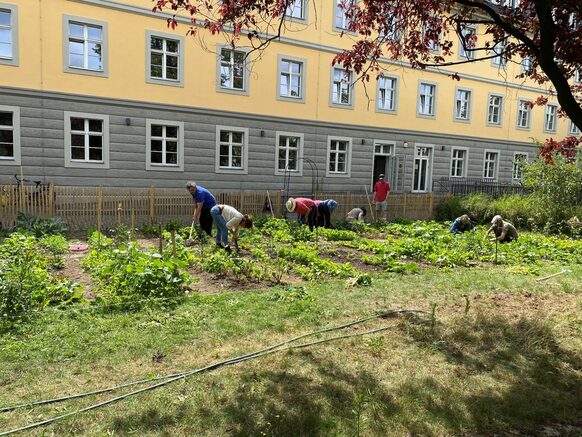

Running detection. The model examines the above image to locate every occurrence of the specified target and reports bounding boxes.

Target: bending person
[286,197,316,231]
[186,181,216,236]
[450,214,475,234]
[210,204,253,250]
[315,199,338,228]
[346,207,367,221]
[486,215,518,243]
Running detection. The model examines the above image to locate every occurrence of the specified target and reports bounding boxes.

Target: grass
[1,262,582,436]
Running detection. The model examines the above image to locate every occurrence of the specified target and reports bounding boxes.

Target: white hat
[491,215,503,224]
[286,198,296,212]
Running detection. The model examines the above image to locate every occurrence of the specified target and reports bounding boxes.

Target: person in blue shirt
[450,214,475,234]
[186,181,217,236]
[315,199,338,228]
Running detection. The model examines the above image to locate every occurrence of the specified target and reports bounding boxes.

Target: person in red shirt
[373,174,390,220]
[286,197,317,231]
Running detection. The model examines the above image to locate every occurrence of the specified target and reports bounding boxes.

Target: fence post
[240,188,245,211]
[403,193,408,217]
[97,186,103,234]
[428,192,434,220]
[274,190,281,218]
[149,186,155,224]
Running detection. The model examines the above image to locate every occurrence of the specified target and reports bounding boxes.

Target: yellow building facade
[0,0,578,193]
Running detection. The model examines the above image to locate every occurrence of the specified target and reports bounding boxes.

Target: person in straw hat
[286,197,317,231]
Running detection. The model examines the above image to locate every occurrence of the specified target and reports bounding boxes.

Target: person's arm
[450,220,460,234]
[193,202,203,223]
[229,227,239,244]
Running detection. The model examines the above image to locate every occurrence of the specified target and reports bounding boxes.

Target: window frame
[215,125,249,174]
[376,74,399,114]
[326,135,352,178]
[62,15,108,77]
[285,0,307,22]
[453,87,472,122]
[512,152,528,181]
[417,80,437,118]
[145,30,184,87]
[274,131,304,176]
[543,103,557,133]
[276,54,306,103]
[569,120,581,136]
[411,143,434,193]
[482,149,500,180]
[491,38,508,68]
[216,45,250,96]
[330,66,355,109]
[145,119,184,172]
[516,98,532,130]
[333,0,356,33]
[0,3,18,66]
[458,26,476,60]
[449,146,469,178]
[487,93,504,127]
[0,105,20,166]
[64,111,110,169]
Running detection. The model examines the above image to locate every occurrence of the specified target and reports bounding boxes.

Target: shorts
[375,200,387,211]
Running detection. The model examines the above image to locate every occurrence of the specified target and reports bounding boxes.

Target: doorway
[372,142,395,190]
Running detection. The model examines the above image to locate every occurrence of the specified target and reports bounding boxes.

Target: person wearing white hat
[486,215,518,243]
[286,197,317,231]
[373,174,390,220]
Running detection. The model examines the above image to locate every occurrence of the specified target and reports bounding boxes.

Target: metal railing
[433,177,527,197]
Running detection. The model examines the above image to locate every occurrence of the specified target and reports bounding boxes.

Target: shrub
[13,213,67,237]
[435,195,464,221]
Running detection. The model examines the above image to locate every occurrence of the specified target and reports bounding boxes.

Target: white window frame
[458,26,476,60]
[521,56,533,75]
[0,3,18,66]
[376,75,398,114]
[487,93,504,126]
[491,38,508,67]
[286,0,307,21]
[454,87,472,122]
[544,104,557,133]
[570,121,581,136]
[145,119,184,172]
[422,22,440,52]
[277,55,306,103]
[417,81,437,118]
[326,135,352,178]
[215,126,249,174]
[512,152,528,181]
[145,31,184,87]
[0,105,20,165]
[330,67,354,109]
[216,45,250,95]
[574,70,581,84]
[450,147,469,178]
[483,149,500,180]
[63,15,108,77]
[275,131,304,176]
[516,99,531,130]
[64,111,110,169]
[333,0,355,32]
[412,143,434,193]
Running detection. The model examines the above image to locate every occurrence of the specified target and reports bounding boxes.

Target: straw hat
[286,197,296,212]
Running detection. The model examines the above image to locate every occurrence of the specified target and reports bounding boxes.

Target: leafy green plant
[13,213,67,237]
[39,234,68,255]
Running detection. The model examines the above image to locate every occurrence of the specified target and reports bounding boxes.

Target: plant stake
[363,185,376,222]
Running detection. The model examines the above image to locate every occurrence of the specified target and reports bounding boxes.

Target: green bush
[39,234,68,255]
[13,213,67,237]
[435,195,464,221]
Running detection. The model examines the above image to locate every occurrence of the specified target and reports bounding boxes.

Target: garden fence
[0,184,446,230]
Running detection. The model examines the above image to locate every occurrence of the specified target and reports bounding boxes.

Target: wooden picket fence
[0,184,445,230]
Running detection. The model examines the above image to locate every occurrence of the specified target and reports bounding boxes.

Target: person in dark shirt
[186,181,216,236]
[486,215,519,243]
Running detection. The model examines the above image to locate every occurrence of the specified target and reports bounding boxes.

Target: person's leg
[381,201,388,220]
[320,204,331,228]
[307,208,317,231]
[200,208,213,236]
[210,206,225,245]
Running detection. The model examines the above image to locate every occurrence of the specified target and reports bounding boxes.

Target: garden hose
[0,309,426,435]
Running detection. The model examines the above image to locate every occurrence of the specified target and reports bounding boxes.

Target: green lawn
[1,261,581,436]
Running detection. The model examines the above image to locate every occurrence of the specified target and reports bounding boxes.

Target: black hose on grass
[0,309,426,436]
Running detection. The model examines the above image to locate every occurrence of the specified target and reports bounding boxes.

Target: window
[215,126,249,174]
[422,23,439,51]
[521,56,533,74]
[286,0,305,20]
[383,16,402,41]
[218,47,248,93]
[412,145,433,192]
[146,120,184,171]
[64,16,108,76]
[0,4,18,66]
[64,112,109,169]
[570,121,581,136]
[334,0,354,31]
[512,152,528,180]
[492,0,519,7]
[454,88,471,121]
[483,150,499,180]
[450,148,468,178]
[374,142,394,155]
[331,67,353,107]
[418,82,436,117]
[275,132,304,175]
[544,104,557,132]
[517,99,531,129]
[574,70,581,84]
[492,39,507,67]
[377,76,397,112]
[459,27,476,59]
[146,31,184,87]
[326,136,352,177]
[278,56,304,101]
[487,94,503,125]
[0,105,20,165]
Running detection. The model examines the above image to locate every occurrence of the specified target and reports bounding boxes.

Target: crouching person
[486,215,518,243]
[315,199,338,228]
[450,214,475,234]
[346,207,367,221]
[286,197,317,231]
[210,204,253,251]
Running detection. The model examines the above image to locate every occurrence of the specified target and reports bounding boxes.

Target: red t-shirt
[373,181,390,201]
[294,198,315,216]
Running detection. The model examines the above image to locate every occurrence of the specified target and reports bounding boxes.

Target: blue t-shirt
[192,186,217,209]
